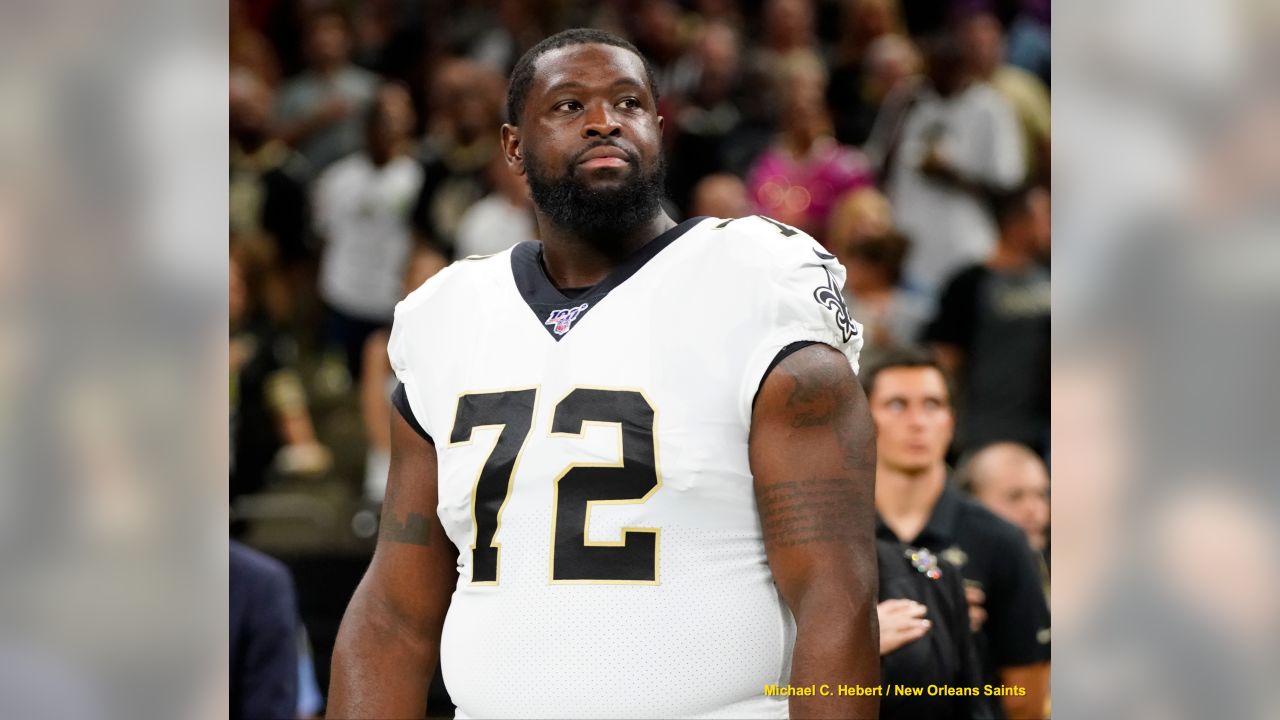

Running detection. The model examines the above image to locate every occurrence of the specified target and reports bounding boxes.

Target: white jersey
[388,215,863,719]
[314,153,423,321]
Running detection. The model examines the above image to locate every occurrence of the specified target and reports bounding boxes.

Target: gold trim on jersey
[546,385,663,586]
[448,386,540,587]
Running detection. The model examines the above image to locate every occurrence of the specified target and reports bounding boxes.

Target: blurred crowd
[227,0,1050,717]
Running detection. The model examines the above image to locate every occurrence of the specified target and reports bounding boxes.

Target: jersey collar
[510,216,707,341]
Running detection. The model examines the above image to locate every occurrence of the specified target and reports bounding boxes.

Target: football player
[328,28,879,719]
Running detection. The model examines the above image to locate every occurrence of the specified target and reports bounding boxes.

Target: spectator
[860,33,926,172]
[275,8,379,176]
[877,539,991,720]
[842,221,925,351]
[360,249,449,503]
[689,0,745,28]
[690,173,751,219]
[827,0,907,146]
[961,11,1051,186]
[755,0,823,78]
[746,60,875,242]
[865,348,1050,719]
[827,188,932,362]
[348,0,426,80]
[666,21,754,210]
[230,540,299,720]
[959,441,1051,588]
[880,29,1024,295]
[829,185,895,244]
[230,68,313,328]
[314,82,423,379]
[454,154,536,260]
[924,185,1051,456]
[230,248,329,503]
[743,0,825,128]
[411,59,506,255]
[626,0,696,100]
[469,0,551,75]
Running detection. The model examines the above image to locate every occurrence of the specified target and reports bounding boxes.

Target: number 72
[448,387,661,585]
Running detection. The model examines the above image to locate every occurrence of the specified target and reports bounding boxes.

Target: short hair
[505,28,660,125]
[859,345,948,400]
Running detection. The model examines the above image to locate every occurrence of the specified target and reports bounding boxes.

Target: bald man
[959,442,1050,558]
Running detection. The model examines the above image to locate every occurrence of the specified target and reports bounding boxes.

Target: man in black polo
[877,538,992,720]
[866,349,1049,719]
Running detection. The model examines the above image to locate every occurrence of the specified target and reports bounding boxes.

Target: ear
[500,124,526,176]
[657,114,664,137]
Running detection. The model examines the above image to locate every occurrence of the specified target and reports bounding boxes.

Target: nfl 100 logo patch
[545,303,589,336]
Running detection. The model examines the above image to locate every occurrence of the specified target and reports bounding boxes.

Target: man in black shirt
[923,185,1050,457]
[866,349,1050,719]
[877,539,991,720]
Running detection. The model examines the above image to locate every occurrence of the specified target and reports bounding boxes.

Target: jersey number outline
[449,389,538,585]
[450,387,660,585]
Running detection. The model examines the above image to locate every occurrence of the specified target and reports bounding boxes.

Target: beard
[524,144,667,242]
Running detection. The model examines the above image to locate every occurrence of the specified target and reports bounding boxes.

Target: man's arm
[750,344,880,720]
[988,529,1052,719]
[327,410,457,719]
[358,331,393,456]
[1000,662,1049,719]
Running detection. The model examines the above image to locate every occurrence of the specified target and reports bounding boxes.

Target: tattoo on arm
[757,478,857,548]
[756,348,877,550]
[784,355,844,428]
[782,355,875,472]
[379,511,433,546]
[835,391,876,475]
[378,466,433,547]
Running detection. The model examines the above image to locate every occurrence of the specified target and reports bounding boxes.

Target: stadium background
[228,0,1050,714]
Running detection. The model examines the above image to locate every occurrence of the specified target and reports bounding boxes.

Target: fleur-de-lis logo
[812,265,858,344]
[544,303,589,336]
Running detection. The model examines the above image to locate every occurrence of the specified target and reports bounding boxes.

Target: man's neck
[366,141,409,168]
[875,462,948,542]
[535,212,675,289]
[936,78,974,101]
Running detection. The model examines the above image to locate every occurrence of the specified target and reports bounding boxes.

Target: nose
[581,101,622,139]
